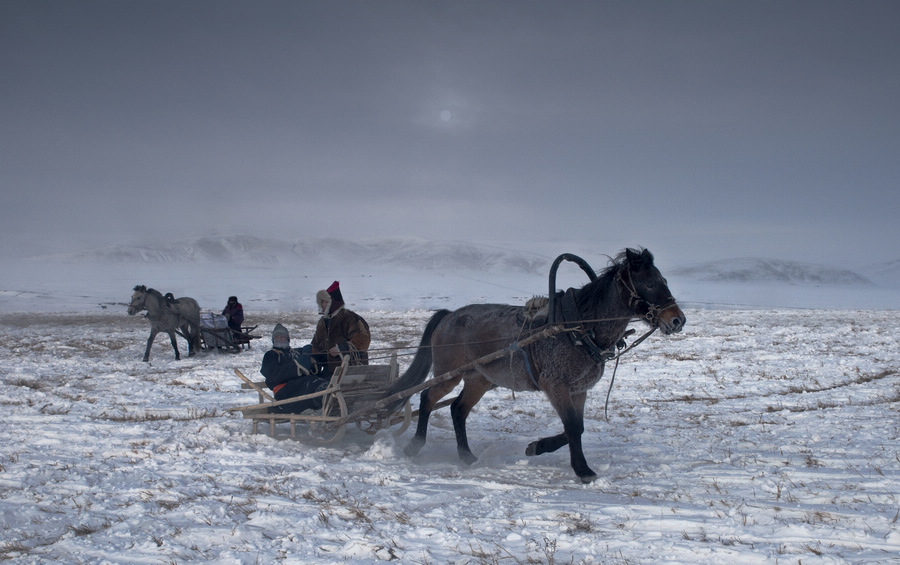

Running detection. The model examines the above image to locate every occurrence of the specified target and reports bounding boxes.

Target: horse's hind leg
[404,374,462,458]
[167,331,181,360]
[183,324,197,356]
[450,376,493,466]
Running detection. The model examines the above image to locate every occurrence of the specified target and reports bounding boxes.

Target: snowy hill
[5,237,900,312]
[672,258,873,286]
[869,258,900,286]
[49,236,551,274]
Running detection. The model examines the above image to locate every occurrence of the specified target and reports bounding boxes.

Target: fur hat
[316,289,332,315]
[271,323,290,348]
[326,280,343,304]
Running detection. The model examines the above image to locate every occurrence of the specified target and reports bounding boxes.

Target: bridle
[129,291,147,313]
[615,266,678,328]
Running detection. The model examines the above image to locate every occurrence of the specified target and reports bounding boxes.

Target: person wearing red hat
[311,281,370,375]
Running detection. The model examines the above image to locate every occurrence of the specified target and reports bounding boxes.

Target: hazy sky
[2,1,898,265]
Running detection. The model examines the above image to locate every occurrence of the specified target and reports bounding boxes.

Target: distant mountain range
[672,258,873,286]
[47,235,552,274]
[30,236,899,287]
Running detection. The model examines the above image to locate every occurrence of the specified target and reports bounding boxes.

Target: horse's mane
[134,285,165,301]
[575,248,651,314]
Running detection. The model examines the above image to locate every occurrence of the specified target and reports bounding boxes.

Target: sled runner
[231,352,413,444]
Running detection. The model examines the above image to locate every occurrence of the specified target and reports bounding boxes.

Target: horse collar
[559,288,618,363]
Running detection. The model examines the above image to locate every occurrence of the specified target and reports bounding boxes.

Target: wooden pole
[233,368,273,401]
[334,325,566,427]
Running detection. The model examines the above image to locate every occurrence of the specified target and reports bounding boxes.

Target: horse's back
[432,303,523,359]
[175,297,201,324]
[435,303,522,339]
[432,303,541,392]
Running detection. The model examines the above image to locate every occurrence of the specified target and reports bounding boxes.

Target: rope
[602,326,657,421]
[361,313,639,358]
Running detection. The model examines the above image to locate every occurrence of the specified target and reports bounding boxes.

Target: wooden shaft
[234,369,273,401]
[334,325,565,427]
[229,385,339,413]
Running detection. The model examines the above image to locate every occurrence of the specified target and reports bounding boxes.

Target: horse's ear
[625,248,654,269]
[625,248,642,267]
[133,285,145,292]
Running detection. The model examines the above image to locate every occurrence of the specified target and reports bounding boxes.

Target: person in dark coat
[260,324,329,414]
[311,281,370,376]
[222,296,244,339]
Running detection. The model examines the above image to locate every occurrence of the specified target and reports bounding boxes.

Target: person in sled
[222,296,244,341]
[260,324,329,414]
[311,281,371,376]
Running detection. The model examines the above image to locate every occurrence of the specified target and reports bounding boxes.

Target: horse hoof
[525,442,538,457]
[142,358,149,363]
[578,471,598,484]
[404,440,424,458]
[460,453,478,466]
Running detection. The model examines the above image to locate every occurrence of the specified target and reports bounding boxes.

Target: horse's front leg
[538,390,596,483]
[526,388,588,455]
[526,433,568,456]
[167,331,181,360]
[143,329,158,362]
[563,391,596,483]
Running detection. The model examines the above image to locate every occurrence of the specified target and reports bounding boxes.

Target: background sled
[199,312,259,352]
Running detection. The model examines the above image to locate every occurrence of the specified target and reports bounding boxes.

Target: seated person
[260,324,329,414]
[222,296,244,339]
[311,281,371,376]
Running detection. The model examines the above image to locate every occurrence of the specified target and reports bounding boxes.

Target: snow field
[0,309,898,564]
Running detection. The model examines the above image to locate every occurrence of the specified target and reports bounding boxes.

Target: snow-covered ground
[2,241,899,563]
[2,305,898,564]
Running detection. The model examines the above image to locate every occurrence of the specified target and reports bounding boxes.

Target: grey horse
[390,248,686,483]
[127,285,202,362]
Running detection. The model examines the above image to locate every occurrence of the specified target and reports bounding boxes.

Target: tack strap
[509,341,540,390]
[602,326,657,420]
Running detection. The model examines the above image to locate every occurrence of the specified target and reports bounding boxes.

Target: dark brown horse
[394,248,686,483]
[127,285,201,362]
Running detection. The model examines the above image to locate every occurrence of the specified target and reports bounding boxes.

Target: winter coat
[222,302,244,332]
[259,346,328,413]
[311,306,370,375]
[260,346,317,390]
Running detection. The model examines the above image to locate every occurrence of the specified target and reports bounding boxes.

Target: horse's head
[618,248,685,335]
[127,285,148,316]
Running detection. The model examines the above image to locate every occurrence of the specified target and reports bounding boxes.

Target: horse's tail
[383,309,452,406]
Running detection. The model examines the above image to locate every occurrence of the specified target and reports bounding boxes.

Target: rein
[602,325,656,421]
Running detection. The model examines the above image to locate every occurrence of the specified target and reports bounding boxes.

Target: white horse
[127,285,201,361]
